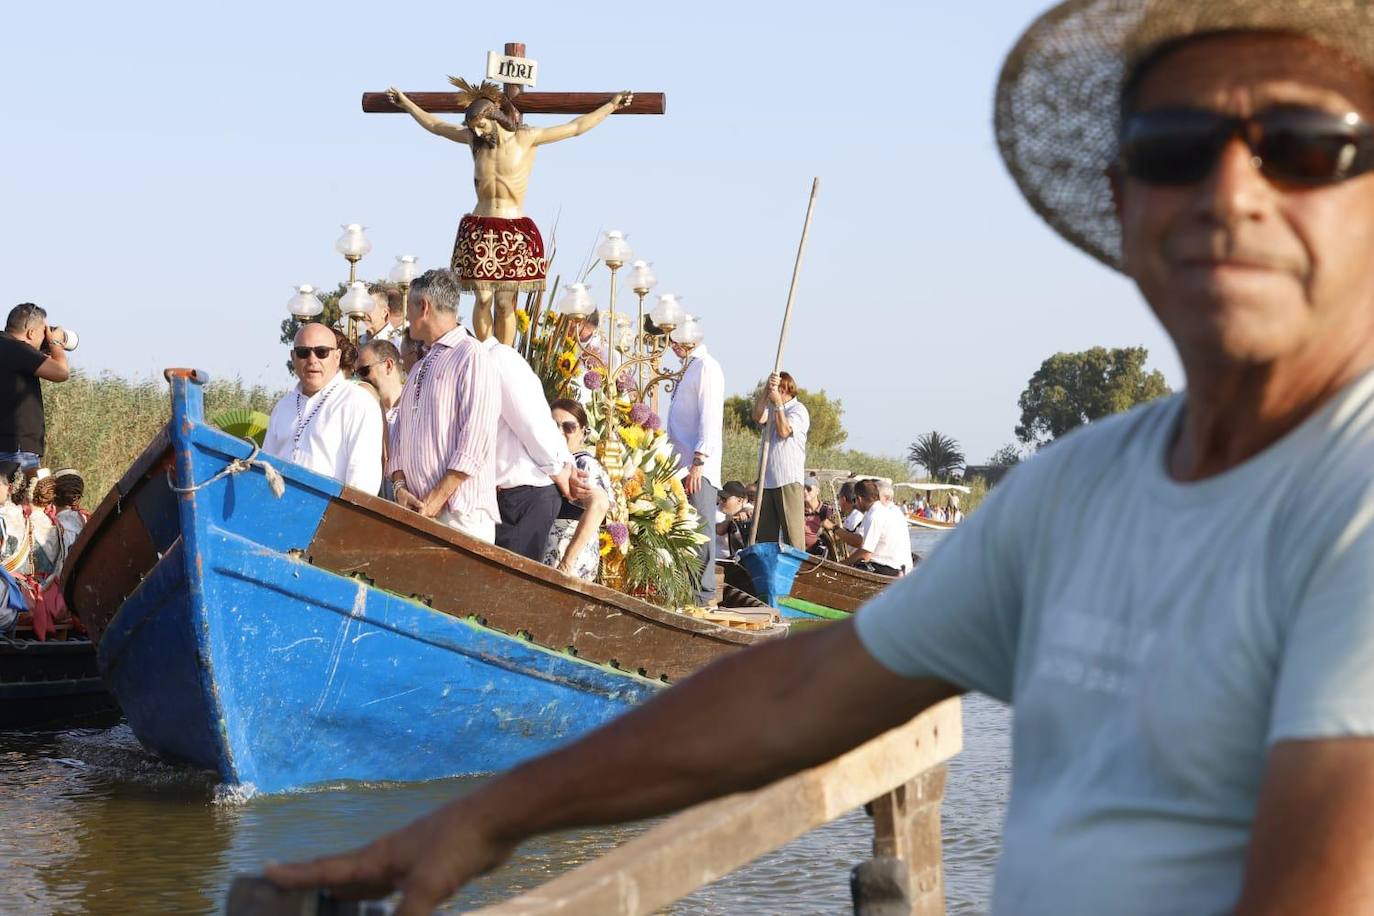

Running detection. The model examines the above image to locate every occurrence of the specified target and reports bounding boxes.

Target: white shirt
[855,375,1374,914]
[859,502,909,571]
[760,397,809,488]
[264,374,384,494]
[482,337,572,490]
[844,508,865,532]
[667,344,725,487]
[363,322,408,347]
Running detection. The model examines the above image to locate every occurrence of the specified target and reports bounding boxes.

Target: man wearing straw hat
[270,3,1374,912]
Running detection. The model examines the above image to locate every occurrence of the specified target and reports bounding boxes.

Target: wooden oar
[747,177,821,547]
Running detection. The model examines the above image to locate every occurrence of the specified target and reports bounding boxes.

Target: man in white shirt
[846,479,908,577]
[667,331,725,605]
[481,336,573,561]
[362,285,408,346]
[264,322,383,494]
[750,371,809,548]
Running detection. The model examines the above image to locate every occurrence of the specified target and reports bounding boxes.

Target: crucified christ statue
[388,79,632,344]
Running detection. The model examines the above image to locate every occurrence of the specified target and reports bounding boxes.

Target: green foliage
[624,522,701,611]
[724,381,848,450]
[43,371,281,503]
[720,428,908,488]
[1016,346,1171,446]
[907,431,965,481]
[987,443,1023,466]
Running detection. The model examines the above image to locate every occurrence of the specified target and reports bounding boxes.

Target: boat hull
[0,637,119,730]
[734,544,892,615]
[65,371,776,792]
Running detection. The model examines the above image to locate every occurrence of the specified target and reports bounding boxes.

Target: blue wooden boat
[63,370,781,794]
[731,544,894,618]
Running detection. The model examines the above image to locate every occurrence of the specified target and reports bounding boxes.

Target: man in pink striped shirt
[387,269,501,543]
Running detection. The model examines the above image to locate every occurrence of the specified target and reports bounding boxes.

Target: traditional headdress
[996,0,1374,271]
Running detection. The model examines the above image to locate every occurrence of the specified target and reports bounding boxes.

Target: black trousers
[496,484,562,562]
[856,560,903,578]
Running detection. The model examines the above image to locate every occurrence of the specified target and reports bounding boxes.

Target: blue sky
[1,0,1180,466]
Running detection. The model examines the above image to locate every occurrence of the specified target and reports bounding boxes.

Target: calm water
[1,530,1009,915]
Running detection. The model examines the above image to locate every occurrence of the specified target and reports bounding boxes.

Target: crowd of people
[255,267,822,601]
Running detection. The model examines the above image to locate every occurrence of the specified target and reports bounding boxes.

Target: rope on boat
[167,440,286,499]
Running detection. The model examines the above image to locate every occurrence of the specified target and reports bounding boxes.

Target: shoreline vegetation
[43,372,966,513]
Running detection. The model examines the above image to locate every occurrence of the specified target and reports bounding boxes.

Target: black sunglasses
[1119,105,1374,187]
[558,420,581,435]
[292,345,337,360]
[355,359,388,379]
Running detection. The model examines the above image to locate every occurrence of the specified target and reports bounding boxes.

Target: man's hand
[686,464,703,496]
[265,798,518,916]
[569,468,595,504]
[418,490,448,519]
[394,484,424,513]
[767,372,784,406]
[612,91,634,109]
[387,87,412,110]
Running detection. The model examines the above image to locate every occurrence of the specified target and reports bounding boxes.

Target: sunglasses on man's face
[1119,105,1374,187]
[355,359,388,380]
[292,345,337,360]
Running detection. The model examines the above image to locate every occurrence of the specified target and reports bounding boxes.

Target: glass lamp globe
[650,293,685,332]
[287,284,325,321]
[389,254,420,284]
[671,314,704,347]
[340,280,373,320]
[628,260,657,295]
[556,283,596,318]
[595,230,633,268]
[334,224,372,260]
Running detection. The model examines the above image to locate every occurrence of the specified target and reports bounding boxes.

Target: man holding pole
[750,371,808,549]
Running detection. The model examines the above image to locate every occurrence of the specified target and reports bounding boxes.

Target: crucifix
[363,42,667,345]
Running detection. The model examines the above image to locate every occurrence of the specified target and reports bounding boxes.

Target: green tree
[724,380,848,450]
[1015,346,1171,447]
[907,431,965,481]
[988,443,1023,466]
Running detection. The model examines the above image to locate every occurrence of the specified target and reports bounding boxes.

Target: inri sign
[486,51,538,87]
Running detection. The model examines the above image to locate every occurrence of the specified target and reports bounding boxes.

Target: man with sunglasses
[264,322,383,495]
[270,4,1374,913]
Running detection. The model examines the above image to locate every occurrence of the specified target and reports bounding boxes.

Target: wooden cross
[361,41,666,119]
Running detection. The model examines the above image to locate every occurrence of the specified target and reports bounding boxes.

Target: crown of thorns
[447,77,505,108]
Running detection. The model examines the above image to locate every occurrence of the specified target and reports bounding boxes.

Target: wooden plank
[467,697,962,916]
[361,91,666,115]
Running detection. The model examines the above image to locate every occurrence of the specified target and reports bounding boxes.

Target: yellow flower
[556,351,577,376]
[614,397,633,415]
[515,309,531,333]
[654,511,675,534]
[598,530,614,556]
[623,477,643,500]
[669,476,687,504]
[652,479,668,501]
[619,425,647,450]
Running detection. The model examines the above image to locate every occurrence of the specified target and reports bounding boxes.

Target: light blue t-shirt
[856,372,1374,915]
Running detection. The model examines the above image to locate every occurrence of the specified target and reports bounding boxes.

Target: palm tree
[907,431,965,481]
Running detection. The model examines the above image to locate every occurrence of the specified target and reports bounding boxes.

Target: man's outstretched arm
[266,619,958,916]
[532,92,633,145]
[388,87,473,144]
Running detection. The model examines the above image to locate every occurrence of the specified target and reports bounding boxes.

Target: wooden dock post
[856,765,949,915]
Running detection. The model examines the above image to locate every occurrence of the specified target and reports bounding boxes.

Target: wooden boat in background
[64,370,782,794]
[730,544,893,617]
[0,625,119,730]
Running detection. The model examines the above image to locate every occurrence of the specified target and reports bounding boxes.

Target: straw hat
[995,0,1374,271]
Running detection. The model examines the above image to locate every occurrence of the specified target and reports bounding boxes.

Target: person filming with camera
[1,303,72,472]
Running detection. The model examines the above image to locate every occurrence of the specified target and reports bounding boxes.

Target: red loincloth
[450,214,548,293]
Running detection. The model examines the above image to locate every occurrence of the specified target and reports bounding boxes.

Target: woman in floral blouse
[543,399,611,580]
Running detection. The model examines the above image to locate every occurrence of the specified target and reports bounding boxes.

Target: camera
[45,326,79,353]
